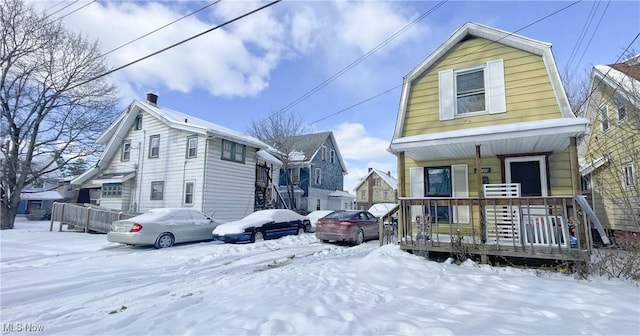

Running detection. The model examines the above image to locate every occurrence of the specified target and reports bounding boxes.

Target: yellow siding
[548,148,574,196]
[402,37,563,137]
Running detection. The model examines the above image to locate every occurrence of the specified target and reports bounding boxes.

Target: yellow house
[580,56,639,235]
[388,23,592,263]
[354,168,398,210]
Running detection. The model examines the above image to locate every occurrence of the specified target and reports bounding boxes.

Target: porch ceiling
[389,118,588,161]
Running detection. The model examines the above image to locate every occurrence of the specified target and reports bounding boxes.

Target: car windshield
[323,211,355,220]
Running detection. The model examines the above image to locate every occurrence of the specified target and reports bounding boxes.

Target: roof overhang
[256,149,282,166]
[389,118,588,161]
[20,190,64,201]
[579,156,609,176]
[92,172,136,184]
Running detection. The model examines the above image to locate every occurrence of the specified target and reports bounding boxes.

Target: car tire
[155,233,174,249]
[321,239,329,243]
[297,226,305,235]
[354,229,364,245]
[252,230,264,243]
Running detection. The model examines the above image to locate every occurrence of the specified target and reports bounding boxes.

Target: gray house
[277,131,354,213]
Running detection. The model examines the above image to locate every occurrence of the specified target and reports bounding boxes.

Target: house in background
[580,56,639,237]
[275,131,354,213]
[388,23,593,262]
[17,178,64,219]
[72,93,282,222]
[354,168,397,210]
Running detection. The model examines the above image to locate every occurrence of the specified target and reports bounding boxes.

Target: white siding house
[73,94,282,222]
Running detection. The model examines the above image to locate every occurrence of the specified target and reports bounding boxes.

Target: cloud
[333,122,394,161]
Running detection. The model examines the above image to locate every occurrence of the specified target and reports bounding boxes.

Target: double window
[221,139,245,163]
[121,140,131,162]
[186,136,198,159]
[103,183,122,198]
[151,181,164,200]
[149,135,160,158]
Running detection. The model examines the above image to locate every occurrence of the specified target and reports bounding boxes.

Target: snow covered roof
[272,132,347,174]
[579,156,609,176]
[328,190,355,198]
[592,63,640,107]
[353,168,397,192]
[256,149,282,167]
[20,190,63,200]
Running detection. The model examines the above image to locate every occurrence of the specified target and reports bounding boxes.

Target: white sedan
[305,210,335,232]
[107,208,219,248]
[212,209,310,243]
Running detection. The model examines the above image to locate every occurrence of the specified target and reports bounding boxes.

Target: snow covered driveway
[1,219,639,335]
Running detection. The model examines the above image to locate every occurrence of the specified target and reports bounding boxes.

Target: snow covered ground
[1,217,639,336]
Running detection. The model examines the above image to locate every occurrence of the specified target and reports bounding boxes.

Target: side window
[134,115,142,130]
[221,139,245,163]
[186,135,197,159]
[121,140,131,162]
[321,146,327,160]
[149,135,160,158]
[184,182,194,205]
[615,95,626,122]
[315,168,322,185]
[330,149,336,163]
[599,104,609,133]
[151,181,164,200]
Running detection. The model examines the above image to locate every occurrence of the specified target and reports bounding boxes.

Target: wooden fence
[49,202,138,233]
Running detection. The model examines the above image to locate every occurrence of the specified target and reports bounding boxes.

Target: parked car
[305,210,335,232]
[107,208,219,248]
[315,210,378,245]
[212,209,311,243]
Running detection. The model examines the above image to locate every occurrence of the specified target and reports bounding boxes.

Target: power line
[54,0,97,22]
[42,0,79,21]
[67,0,281,92]
[564,0,601,73]
[306,0,583,126]
[569,0,611,79]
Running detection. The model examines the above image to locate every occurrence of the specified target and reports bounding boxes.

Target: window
[373,178,381,186]
[102,183,122,198]
[221,139,245,163]
[186,136,198,159]
[288,168,300,184]
[184,182,194,205]
[599,104,609,132]
[121,140,131,161]
[615,95,627,122]
[149,135,160,158]
[330,149,336,163]
[622,162,635,189]
[383,190,389,200]
[439,59,505,120]
[361,190,366,199]
[456,68,486,114]
[134,115,143,130]
[150,181,164,200]
[321,146,327,160]
[316,199,321,210]
[315,168,322,185]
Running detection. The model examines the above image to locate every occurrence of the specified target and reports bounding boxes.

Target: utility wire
[564,0,600,73]
[42,0,79,21]
[306,0,583,126]
[67,0,281,92]
[569,0,611,79]
[54,0,97,22]
[99,0,222,58]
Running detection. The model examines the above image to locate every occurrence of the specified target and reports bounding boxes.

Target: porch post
[398,151,406,240]
[476,145,485,243]
[569,137,581,195]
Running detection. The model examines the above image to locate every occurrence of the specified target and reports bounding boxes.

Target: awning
[389,118,588,161]
[92,172,136,184]
[257,149,282,166]
[579,156,609,176]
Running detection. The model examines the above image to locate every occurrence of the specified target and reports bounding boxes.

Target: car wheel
[297,226,305,235]
[354,229,364,245]
[321,239,329,243]
[252,230,264,243]
[155,233,174,249]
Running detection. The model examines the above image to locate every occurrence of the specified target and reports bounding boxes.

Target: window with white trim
[622,161,635,189]
[151,181,164,200]
[321,146,327,160]
[184,181,194,205]
[221,139,245,163]
[134,115,142,130]
[439,59,505,120]
[288,168,300,184]
[599,103,609,132]
[615,94,627,122]
[315,168,322,185]
[330,149,336,163]
[121,140,131,161]
[361,190,366,199]
[102,183,122,198]
[186,135,198,159]
[149,135,160,158]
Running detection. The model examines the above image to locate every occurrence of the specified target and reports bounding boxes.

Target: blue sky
[34,0,640,191]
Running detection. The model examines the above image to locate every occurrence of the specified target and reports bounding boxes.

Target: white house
[72,93,282,222]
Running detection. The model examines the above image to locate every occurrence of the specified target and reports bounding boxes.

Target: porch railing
[395,196,592,261]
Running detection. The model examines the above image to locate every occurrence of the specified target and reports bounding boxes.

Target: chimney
[387,171,391,176]
[146,93,158,106]
[368,167,372,173]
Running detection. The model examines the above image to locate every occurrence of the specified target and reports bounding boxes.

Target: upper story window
[360,190,366,199]
[221,139,245,163]
[134,115,143,130]
[599,103,609,133]
[288,168,300,184]
[439,59,505,120]
[321,146,327,160]
[103,183,122,198]
[149,135,160,158]
[121,140,131,162]
[373,178,381,186]
[456,67,485,114]
[622,161,635,189]
[186,136,198,159]
[383,190,389,200]
[615,95,627,122]
[315,168,322,185]
[330,149,336,163]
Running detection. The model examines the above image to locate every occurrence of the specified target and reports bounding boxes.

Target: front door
[505,156,548,197]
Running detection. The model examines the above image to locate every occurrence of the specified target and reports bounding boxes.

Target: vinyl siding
[403,37,563,137]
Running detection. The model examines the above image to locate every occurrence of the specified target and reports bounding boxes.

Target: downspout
[201,136,210,212]
[138,130,146,211]
[181,159,187,206]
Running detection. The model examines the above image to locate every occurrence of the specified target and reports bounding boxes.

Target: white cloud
[333,122,393,161]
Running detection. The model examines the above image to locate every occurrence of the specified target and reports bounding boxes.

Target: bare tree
[1,0,117,229]
[247,111,306,210]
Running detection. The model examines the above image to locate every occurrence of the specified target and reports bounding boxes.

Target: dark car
[315,210,379,245]
[212,209,311,243]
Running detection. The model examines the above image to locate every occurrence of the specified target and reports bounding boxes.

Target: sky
[29,0,640,192]
[1,217,639,335]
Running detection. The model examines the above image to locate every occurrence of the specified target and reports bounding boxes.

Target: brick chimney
[146,93,158,106]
